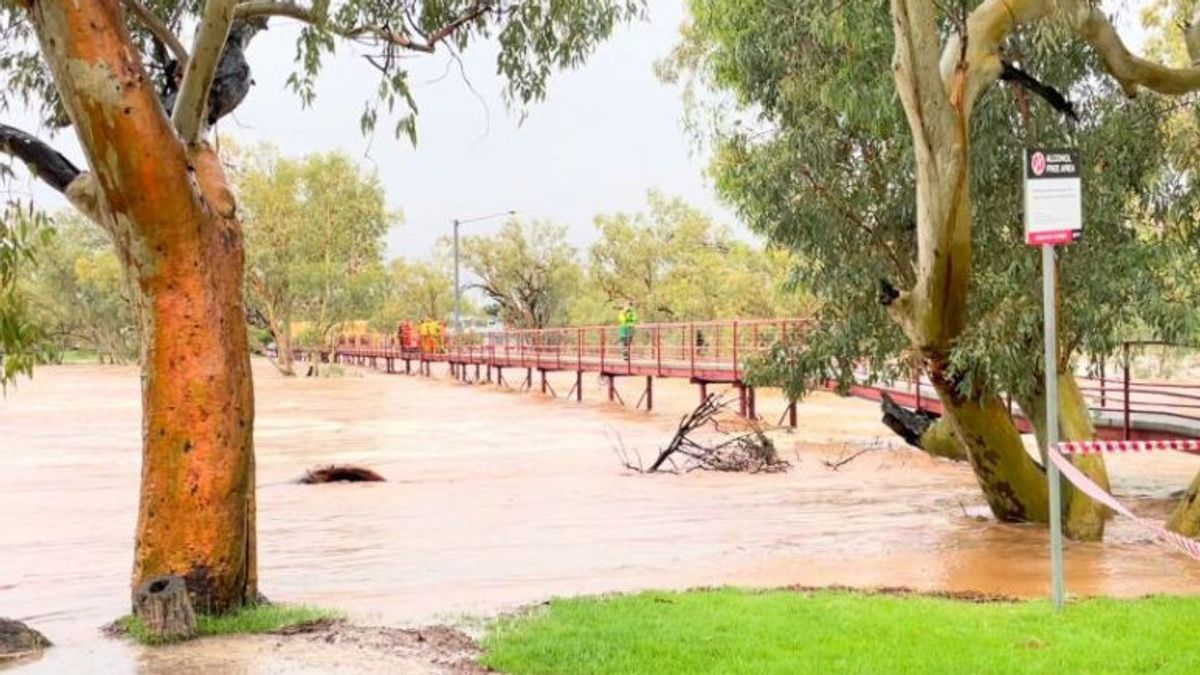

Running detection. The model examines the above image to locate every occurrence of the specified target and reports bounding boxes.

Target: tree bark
[1169,474,1200,536]
[926,366,1051,524]
[132,145,257,613]
[29,0,256,614]
[273,323,296,376]
[133,575,197,640]
[887,0,1117,539]
[879,393,966,461]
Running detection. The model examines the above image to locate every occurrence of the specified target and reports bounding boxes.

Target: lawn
[481,588,1200,674]
[117,604,340,645]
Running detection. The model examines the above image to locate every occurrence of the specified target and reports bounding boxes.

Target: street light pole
[453,218,461,335]
[451,210,516,337]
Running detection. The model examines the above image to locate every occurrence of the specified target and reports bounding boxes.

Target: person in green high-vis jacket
[617,302,638,359]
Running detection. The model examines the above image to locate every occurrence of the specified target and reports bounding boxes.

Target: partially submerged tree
[670,0,1200,538]
[460,218,581,328]
[238,148,392,376]
[1,0,644,612]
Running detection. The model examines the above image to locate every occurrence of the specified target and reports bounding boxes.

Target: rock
[0,618,51,660]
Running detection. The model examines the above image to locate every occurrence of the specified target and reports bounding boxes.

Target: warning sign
[1024,148,1082,246]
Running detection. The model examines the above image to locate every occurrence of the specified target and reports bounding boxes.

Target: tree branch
[0,123,81,192]
[233,1,493,54]
[1000,60,1078,121]
[1077,5,1200,97]
[123,0,189,68]
[173,0,238,143]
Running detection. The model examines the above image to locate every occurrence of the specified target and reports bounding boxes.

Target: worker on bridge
[398,320,416,353]
[618,302,638,360]
[417,317,433,354]
[433,320,446,353]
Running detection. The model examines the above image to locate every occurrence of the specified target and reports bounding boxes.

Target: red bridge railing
[331,325,1200,439]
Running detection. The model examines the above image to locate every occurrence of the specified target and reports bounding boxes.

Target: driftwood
[620,394,789,474]
[134,575,197,641]
[299,465,386,484]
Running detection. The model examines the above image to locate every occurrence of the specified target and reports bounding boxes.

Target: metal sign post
[1042,244,1065,610]
[1024,147,1082,611]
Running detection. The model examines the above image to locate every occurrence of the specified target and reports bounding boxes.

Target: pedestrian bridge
[329,319,1200,441]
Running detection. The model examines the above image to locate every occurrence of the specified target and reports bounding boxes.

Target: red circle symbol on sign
[1030,151,1046,176]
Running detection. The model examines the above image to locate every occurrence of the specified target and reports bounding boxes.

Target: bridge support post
[386,358,393,374]
[576,371,583,402]
[645,376,653,412]
[404,359,411,375]
[788,399,798,428]
[737,383,748,418]
[486,364,492,383]
[475,364,481,383]
[496,367,505,387]
[699,381,708,405]
[525,368,533,390]
[540,369,548,395]
[747,386,757,420]
[608,375,616,403]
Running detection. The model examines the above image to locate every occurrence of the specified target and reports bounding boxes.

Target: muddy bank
[2,360,1199,672]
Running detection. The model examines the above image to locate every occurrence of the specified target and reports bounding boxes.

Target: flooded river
[2,360,1199,672]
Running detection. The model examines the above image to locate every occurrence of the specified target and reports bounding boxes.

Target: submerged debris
[299,465,386,484]
[618,394,789,474]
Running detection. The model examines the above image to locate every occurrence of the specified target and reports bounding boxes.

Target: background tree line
[10,151,812,375]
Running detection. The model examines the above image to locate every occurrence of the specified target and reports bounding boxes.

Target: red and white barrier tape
[1047,450,1200,560]
[1055,439,1200,455]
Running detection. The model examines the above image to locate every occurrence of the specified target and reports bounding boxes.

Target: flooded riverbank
[2,359,1198,672]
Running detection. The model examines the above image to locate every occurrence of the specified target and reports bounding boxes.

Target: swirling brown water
[2,361,1198,672]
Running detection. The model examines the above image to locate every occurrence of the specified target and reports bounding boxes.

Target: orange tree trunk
[28,0,256,612]
[132,148,258,613]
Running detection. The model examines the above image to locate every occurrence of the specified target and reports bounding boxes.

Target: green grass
[117,604,341,645]
[481,588,1200,674]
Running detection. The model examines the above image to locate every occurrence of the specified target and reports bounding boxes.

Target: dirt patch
[274,622,487,673]
[784,584,1020,604]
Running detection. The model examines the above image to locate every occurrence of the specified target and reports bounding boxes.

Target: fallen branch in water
[620,394,789,474]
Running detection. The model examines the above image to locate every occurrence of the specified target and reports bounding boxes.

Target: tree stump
[134,575,197,641]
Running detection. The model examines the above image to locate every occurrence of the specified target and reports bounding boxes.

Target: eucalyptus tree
[670,1,1200,538]
[238,149,392,376]
[460,218,581,328]
[587,192,810,322]
[0,0,643,612]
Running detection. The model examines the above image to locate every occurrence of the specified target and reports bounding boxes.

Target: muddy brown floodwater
[3,360,1200,672]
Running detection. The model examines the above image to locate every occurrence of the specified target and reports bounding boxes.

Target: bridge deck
[329,319,1200,441]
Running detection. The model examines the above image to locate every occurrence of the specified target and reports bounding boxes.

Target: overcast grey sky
[10,1,1153,262]
[236,0,740,259]
[11,0,735,262]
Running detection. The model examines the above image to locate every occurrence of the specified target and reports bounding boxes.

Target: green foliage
[482,588,1200,674]
[372,250,469,331]
[117,604,342,646]
[669,0,1198,401]
[0,203,51,387]
[236,145,395,350]
[460,218,582,329]
[19,212,138,364]
[2,1,645,140]
[584,191,813,325]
